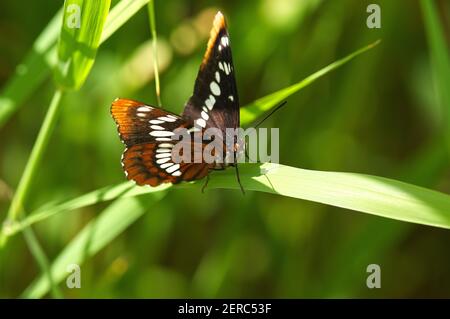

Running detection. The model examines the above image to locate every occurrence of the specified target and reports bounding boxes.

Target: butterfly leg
[201,174,210,193]
[234,163,245,195]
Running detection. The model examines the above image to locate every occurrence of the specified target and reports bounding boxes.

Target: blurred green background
[1,0,450,298]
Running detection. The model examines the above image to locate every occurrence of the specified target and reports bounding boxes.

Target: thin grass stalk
[1,89,63,248]
[23,227,63,298]
[147,0,162,106]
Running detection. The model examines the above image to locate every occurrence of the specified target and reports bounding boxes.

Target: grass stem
[1,89,63,249]
[147,0,162,106]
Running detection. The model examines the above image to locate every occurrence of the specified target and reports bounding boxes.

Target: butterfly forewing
[182,12,240,135]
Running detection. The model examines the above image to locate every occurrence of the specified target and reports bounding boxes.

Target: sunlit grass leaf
[240,40,380,126]
[19,162,450,297]
[22,192,167,298]
[10,163,450,237]
[54,0,111,90]
[0,0,150,127]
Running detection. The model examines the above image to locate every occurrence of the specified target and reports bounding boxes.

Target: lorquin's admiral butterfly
[111,11,245,192]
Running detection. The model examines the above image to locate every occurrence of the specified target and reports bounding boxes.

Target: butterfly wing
[111,98,210,186]
[182,12,239,135]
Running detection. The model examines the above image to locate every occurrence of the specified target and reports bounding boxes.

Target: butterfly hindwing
[111,98,211,186]
[182,12,239,134]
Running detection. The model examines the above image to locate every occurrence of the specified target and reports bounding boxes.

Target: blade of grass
[18,162,450,297]
[240,40,381,126]
[0,0,150,128]
[21,192,167,298]
[420,0,450,146]
[8,163,450,236]
[0,9,61,127]
[54,0,111,90]
[147,0,162,106]
[22,227,63,298]
[4,182,170,237]
[3,90,63,225]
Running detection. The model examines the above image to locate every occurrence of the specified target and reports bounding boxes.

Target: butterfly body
[111,12,242,190]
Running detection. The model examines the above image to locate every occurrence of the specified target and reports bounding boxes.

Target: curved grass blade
[54,0,111,90]
[4,182,170,237]
[18,162,450,297]
[420,0,450,144]
[0,0,150,127]
[21,191,167,298]
[240,40,381,126]
[9,163,450,238]
[0,9,61,127]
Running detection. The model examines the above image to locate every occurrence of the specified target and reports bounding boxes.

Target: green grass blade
[147,0,162,106]
[100,0,150,43]
[240,40,381,126]
[0,0,149,127]
[9,163,450,237]
[54,0,111,90]
[207,163,450,229]
[0,9,61,127]
[4,182,170,237]
[21,192,167,298]
[5,90,63,223]
[22,227,63,298]
[420,0,450,140]
[18,162,450,297]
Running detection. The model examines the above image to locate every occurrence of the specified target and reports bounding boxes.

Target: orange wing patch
[201,11,227,68]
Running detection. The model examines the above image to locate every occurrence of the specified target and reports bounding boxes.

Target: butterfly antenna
[253,101,287,129]
[201,175,210,193]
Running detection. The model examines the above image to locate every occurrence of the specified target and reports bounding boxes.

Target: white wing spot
[188,127,201,133]
[137,106,151,112]
[166,164,180,174]
[156,148,171,153]
[228,95,234,101]
[221,36,228,47]
[172,170,182,177]
[150,119,164,124]
[196,118,207,128]
[218,62,224,71]
[156,157,171,164]
[158,116,176,122]
[224,63,231,75]
[206,95,216,110]
[156,137,172,141]
[150,131,174,137]
[201,111,209,121]
[137,113,147,118]
[202,106,208,112]
[210,81,221,96]
[150,125,165,130]
[215,71,220,83]
[160,163,173,169]
[159,143,173,148]
[155,153,172,159]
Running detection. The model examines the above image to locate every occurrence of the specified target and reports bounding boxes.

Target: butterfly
[111,11,244,192]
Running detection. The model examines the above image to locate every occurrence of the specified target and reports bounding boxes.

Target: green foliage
[1,0,450,298]
[54,0,111,90]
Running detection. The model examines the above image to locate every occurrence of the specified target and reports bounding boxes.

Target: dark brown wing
[182,11,240,135]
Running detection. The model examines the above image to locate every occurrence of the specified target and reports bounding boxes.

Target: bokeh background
[1,0,450,298]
